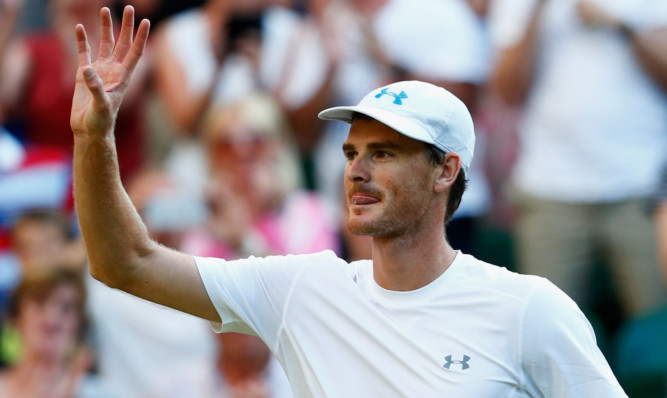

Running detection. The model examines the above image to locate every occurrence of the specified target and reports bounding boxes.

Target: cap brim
[318,105,439,150]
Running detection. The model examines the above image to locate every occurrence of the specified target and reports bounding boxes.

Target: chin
[347,218,375,236]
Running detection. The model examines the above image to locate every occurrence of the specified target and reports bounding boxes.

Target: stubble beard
[347,195,429,239]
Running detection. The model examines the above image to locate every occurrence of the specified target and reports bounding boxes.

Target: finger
[112,5,135,62]
[75,24,92,68]
[82,66,109,111]
[97,7,115,60]
[123,18,150,72]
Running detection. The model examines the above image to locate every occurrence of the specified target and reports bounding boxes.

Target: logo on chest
[443,354,471,370]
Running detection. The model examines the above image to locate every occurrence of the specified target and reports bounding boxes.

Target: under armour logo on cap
[374,87,408,105]
[443,355,471,370]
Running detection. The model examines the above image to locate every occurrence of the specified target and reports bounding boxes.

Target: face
[208,116,283,213]
[209,122,271,174]
[13,220,68,270]
[16,284,82,362]
[343,119,439,238]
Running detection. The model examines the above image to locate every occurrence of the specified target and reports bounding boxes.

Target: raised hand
[70,6,149,138]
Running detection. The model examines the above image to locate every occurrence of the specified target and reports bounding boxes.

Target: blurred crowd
[0,0,666,396]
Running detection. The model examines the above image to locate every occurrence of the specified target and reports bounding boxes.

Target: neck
[370,225,457,291]
[5,354,72,398]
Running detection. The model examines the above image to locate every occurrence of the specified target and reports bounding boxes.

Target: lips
[350,194,380,205]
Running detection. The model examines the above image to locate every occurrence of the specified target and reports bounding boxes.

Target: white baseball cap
[318,80,475,173]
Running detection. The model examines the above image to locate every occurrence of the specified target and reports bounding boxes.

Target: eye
[344,151,357,161]
[374,151,392,159]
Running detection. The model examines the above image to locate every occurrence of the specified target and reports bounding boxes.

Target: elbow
[88,262,119,288]
[88,245,154,291]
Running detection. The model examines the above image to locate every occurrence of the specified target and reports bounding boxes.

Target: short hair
[424,144,467,226]
[12,208,72,241]
[9,267,88,340]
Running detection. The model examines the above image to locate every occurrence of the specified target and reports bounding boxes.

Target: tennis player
[70,6,627,397]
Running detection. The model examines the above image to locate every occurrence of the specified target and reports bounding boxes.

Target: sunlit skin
[342,119,460,291]
[343,120,439,239]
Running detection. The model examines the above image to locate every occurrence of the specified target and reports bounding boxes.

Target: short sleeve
[521,279,628,397]
[195,251,333,347]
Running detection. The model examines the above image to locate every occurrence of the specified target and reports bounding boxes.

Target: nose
[346,154,371,183]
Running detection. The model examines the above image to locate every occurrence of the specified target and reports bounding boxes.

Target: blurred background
[0,0,666,396]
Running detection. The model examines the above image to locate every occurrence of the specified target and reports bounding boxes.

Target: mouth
[350,195,380,205]
[349,191,381,206]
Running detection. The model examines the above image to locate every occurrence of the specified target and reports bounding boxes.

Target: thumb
[82,66,109,109]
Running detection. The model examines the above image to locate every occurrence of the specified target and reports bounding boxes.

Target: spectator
[490,0,667,320]
[152,0,293,135]
[0,267,105,397]
[11,209,83,272]
[148,331,292,398]
[183,93,338,260]
[1,209,84,366]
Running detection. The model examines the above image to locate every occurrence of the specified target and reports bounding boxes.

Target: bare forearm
[73,133,155,286]
[283,64,336,154]
[629,28,667,93]
[154,30,223,135]
[492,2,543,105]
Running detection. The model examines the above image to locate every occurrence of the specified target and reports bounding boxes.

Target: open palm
[70,6,149,138]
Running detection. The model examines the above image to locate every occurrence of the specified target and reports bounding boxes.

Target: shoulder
[455,253,546,301]
[522,277,593,338]
[462,261,584,331]
[519,280,626,395]
[195,250,347,278]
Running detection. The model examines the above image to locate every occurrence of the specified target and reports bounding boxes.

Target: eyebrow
[342,141,401,152]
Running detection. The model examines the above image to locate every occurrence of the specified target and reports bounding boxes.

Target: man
[490,0,667,318]
[70,6,627,396]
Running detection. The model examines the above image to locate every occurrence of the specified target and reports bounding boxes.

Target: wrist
[73,132,115,146]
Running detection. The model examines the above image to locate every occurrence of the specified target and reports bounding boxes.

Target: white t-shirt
[489,0,667,202]
[86,277,217,398]
[374,0,491,84]
[195,251,627,397]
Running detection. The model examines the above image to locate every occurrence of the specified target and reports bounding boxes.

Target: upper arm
[104,244,221,323]
[521,281,627,397]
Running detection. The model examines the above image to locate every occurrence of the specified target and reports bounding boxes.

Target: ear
[434,153,461,194]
